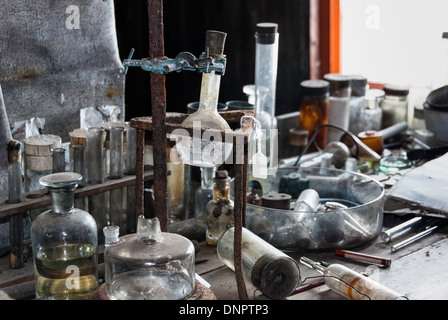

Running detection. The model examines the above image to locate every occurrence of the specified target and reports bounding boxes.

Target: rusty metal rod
[148,0,169,232]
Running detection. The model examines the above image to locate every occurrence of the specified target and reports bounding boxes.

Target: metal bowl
[231,167,385,252]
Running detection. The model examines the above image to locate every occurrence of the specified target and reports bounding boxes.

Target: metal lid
[300,80,330,95]
[255,22,278,44]
[323,73,351,89]
[383,84,409,96]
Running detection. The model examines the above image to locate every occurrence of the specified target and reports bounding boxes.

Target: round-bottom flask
[103,216,195,300]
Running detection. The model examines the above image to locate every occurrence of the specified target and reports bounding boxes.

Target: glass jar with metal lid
[299,79,330,150]
[380,84,409,129]
[323,73,352,142]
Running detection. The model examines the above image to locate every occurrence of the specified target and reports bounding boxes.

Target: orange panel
[329,0,341,74]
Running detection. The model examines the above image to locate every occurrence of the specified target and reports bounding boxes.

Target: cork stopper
[215,170,229,180]
[69,128,87,146]
[23,134,62,171]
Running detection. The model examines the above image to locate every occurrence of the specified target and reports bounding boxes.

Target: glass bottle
[109,126,124,233]
[358,89,384,133]
[176,30,232,168]
[217,227,301,300]
[102,216,195,300]
[380,84,409,129]
[86,127,108,243]
[205,170,234,246]
[254,22,280,172]
[300,257,406,300]
[299,79,330,150]
[348,75,368,135]
[30,172,98,300]
[194,166,216,217]
[323,73,352,143]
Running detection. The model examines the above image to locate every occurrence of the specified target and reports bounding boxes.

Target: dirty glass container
[380,84,409,129]
[205,170,234,246]
[30,172,98,300]
[176,30,232,168]
[103,216,195,300]
[348,75,368,135]
[194,166,216,217]
[299,79,330,150]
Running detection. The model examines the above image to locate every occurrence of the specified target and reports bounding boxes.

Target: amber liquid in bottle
[299,96,329,151]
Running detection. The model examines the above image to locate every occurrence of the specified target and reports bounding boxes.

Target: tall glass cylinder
[217,227,301,300]
[125,123,137,234]
[109,127,124,233]
[254,22,279,172]
[324,74,352,143]
[7,140,22,204]
[86,127,107,243]
[72,144,87,211]
[52,147,66,173]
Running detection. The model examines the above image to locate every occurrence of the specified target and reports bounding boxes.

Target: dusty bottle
[30,172,98,300]
[205,170,234,246]
[103,216,195,300]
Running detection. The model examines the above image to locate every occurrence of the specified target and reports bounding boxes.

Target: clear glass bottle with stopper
[205,170,234,246]
[175,30,232,168]
[102,216,195,300]
[30,172,98,300]
[299,257,406,300]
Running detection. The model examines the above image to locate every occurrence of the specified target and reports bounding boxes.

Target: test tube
[380,216,424,244]
[217,227,301,300]
[109,127,124,233]
[86,127,107,243]
[8,140,24,269]
[72,144,87,210]
[52,147,66,173]
[125,123,137,233]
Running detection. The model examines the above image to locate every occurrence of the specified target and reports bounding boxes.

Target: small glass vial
[194,166,216,217]
[103,216,195,300]
[348,75,368,135]
[7,140,23,204]
[380,84,409,129]
[300,257,405,300]
[299,79,330,150]
[359,89,384,133]
[30,172,98,300]
[217,227,301,300]
[205,170,234,246]
[323,73,352,143]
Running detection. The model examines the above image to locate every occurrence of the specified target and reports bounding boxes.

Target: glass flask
[194,166,216,217]
[299,79,330,150]
[323,73,352,143]
[205,170,234,246]
[175,30,232,168]
[300,257,406,300]
[103,216,195,300]
[380,84,409,129]
[253,22,280,172]
[30,172,98,300]
[217,227,301,300]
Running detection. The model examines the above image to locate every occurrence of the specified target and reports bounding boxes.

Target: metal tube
[380,216,423,244]
[391,225,439,252]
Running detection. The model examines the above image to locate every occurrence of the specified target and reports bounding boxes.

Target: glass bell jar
[103,215,196,300]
